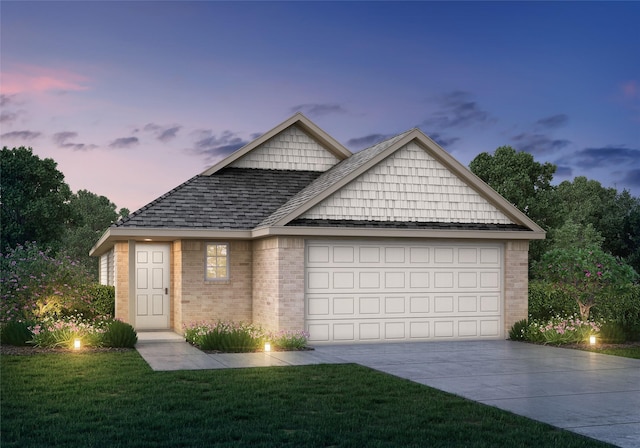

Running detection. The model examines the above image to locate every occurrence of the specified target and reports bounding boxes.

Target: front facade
[91,113,543,344]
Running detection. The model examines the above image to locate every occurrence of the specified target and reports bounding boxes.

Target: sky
[1,1,639,213]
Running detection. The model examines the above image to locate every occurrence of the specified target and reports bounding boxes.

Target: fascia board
[252,226,546,240]
[89,227,252,257]
[200,113,351,176]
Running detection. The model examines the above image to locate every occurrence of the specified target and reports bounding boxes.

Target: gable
[229,125,340,171]
[299,141,514,224]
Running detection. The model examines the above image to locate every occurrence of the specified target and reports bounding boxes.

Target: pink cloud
[1,63,90,95]
[621,80,638,100]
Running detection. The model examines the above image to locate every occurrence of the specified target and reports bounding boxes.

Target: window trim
[205,242,230,282]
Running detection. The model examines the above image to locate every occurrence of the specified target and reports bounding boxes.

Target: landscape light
[74,338,81,350]
[589,335,597,345]
[264,342,271,352]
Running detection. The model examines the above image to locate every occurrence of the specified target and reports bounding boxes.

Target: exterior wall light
[589,335,597,345]
[74,338,82,350]
[264,342,271,352]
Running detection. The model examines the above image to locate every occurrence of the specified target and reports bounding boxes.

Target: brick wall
[171,241,182,331]
[176,240,252,330]
[113,242,130,323]
[504,240,529,335]
[252,237,305,332]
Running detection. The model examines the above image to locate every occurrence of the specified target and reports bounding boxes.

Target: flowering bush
[29,315,107,349]
[512,315,602,345]
[0,242,96,322]
[534,246,638,320]
[268,329,309,350]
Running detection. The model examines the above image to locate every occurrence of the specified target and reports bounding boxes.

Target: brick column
[504,240,529,336]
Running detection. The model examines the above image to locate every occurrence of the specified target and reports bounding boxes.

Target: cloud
[427,132,460,148]
[423,91,495,129]
[109,137,139,149]
[188,130,247,159]
[1,63,90,95]
[346,133,394,150]
[0,94,15,107]
[0,130,41,141]
[535,114,568,130]
[0,111,18,124]
[569,146,640,169]
[52,131,97,151]
[511,132,571,155]
[53,131,78,146]
[142,123,181,142]
[290,103,347,117]
[620,168,640,187]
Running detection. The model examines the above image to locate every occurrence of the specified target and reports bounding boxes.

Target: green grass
[1,352,612,448]
[587,346,640,359]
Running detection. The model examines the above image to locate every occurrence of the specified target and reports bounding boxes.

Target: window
[206,243,229,280]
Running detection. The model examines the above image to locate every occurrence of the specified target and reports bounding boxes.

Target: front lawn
[1,352,611,447]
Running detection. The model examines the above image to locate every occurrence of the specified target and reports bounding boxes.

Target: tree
[547,219,604,252]
[622,203,640,274]
[1,147,72,252]
[62,190,129,280]
[535,246,638,320]
[552,177,640,273]
[469,146,558,263]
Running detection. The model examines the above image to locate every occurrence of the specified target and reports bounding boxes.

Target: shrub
[184,321,264,352]
[103,320,137,348]
[598,321,626,344]
[534,246,637,320]
[528,281,578,321]
[0,321,33,346]
[529,282,640,342]
[0,242,95,322]
[86,284,115,318]
[269,330,309,350]
[29,316,105,349]
[508,319,529,341]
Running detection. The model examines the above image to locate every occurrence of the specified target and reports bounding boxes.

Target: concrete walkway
[136,333,640,448]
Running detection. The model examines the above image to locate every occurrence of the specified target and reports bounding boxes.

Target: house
[90,113,544,344]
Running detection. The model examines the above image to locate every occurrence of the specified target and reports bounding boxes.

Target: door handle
[165,288,168,295]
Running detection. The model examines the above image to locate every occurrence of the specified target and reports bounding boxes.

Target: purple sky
[1,1,639,213]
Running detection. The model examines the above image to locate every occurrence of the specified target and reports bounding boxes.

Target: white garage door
[305,241,503,343]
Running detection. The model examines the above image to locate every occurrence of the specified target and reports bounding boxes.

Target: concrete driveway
[136,334,639,448]
[315,341,640,448]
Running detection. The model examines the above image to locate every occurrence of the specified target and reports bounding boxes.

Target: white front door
[135,243,170,330]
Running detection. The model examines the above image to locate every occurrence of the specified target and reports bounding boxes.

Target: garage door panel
[333,297,355,315]
[384,296,405,314]
[306,241,503,343]
[384,272,405,288]
[359,296,381,314]
[333,272,355,289]
[307,296,329,316]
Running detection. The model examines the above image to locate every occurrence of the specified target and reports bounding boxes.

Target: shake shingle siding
[115,168,321,229]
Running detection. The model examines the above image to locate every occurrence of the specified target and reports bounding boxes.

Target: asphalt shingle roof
[115,168,321,229]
